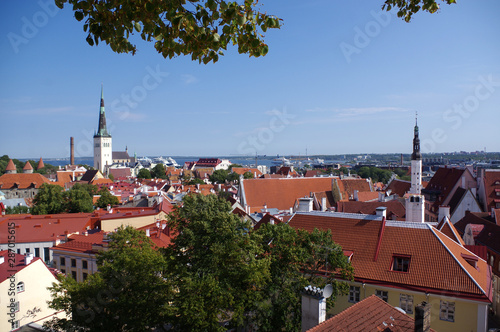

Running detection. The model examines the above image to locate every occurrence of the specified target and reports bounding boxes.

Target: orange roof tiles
[308,295,433,332]
[482,170,500,211]
[37,157,45,170]
[23,161,33,171]
[50,231,107,254]
[336,201,406,220]
[0,213,95,243]
[241,177,337,213]
[288,212,491,302]
[6,159,16,172]
[0,173,51,189]
[435,217,465,245]
[385,179,411,197]
[231,167,263,177]
[355,191,379,202]
[91,178,113,185]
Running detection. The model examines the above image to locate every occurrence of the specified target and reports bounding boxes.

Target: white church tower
[93,85,112,174]
[405,114,425,222]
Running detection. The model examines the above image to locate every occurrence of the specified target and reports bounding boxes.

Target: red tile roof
[482,169,500,211]
[6,159,16,171]
[336,201,406,220]
[0,213,95,243]
[241,177,337,213]
[424,167,467,204]
[355,191,380,202]
[231,167,263,177]
[434,217,465,245]
[0,173,51,189]
[454,211,500,255]
[304,170,323,178]
[109,168,132,179]
[23,161,33,171]
[308,295,435,332]
[50,231,108,254]
[37,157,45,170]
[253,213,283,230]
[385,179,411,197]
[288,212,492,302]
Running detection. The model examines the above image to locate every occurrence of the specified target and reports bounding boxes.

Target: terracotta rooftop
[336,201,406,220]
[289,212,492,302]
[308,294,436,332]
[0,173,51,190]
[231,167,263,177]
[0,213,95,243]
[37,157,45,170]
[241,177,338,213]
[6,159,16,172]
[0,250,47,283]
[385,179,411,198]
[435,216,465,245]
[50,231,108,254]
[482,169,500,211]
[23,161,33,171]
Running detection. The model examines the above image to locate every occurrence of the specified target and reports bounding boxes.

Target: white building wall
[0,241,56,264]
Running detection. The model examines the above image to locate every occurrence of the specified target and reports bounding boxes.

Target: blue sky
[1,0,499,159]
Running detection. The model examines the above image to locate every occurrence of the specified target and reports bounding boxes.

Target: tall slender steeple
[411,113,421,161]
[406,112,425,222]
[93,84,113,173]
[95,84,111,138]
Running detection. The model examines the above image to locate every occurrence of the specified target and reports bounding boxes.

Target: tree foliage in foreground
[45,227,174,331]
[95,186,120,208]
[44,194,353,331]
[55,0,281,64]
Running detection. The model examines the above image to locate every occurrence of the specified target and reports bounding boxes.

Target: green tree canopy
[137,168,151,179]
[209,169,229,184]
[95,186,120,208]
[56,0,282,64]
[165,194,268,330]
[45,226,174,331]
[151,163,167,179]
[65,183,94,213]
[32,184,65,215]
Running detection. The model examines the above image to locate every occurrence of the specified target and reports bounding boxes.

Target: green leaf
[86,35,94,46]
[75,11,84,21]
[134,22,141,32]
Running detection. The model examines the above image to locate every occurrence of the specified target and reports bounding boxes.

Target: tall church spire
[95,84,111,138]
[411,112,421,160]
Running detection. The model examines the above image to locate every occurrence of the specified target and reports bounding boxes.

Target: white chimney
[270,218,274,225]
[301,285,333,331]
[0,256,4,264]
[438,206,450,223]
[25,253,34,265]
[353,190,359,201]
[298,197,313,212]
[321,197,327,212]
[146,229,150,237]
[461,176,466,189]
[375,207,387,219]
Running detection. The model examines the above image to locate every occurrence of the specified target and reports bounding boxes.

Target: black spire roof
[94,85,111,138]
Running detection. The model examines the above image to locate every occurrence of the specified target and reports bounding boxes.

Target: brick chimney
[415,301,431,332]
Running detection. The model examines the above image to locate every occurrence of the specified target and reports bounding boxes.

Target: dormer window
[494,180,500,185]
[461,253,478,269]
[392,255,411,272]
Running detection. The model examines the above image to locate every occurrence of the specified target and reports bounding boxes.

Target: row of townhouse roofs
[1,197,498,331]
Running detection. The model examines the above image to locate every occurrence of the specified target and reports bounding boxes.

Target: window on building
[392,255,411,272]
[17,249,20,254]
[35,247,40,257]
[44,247,50,263]
[17,282,25,293]
[72,271,77,280]
[25,248,30,254]
[376,290,388,302]
[348,286,360,303]
[71,259,77,267]
[61,269,66,274]
[11,320,20,329]
[399,294,414,314]
[60,257,66,266]
[83,273,88,281]
[439,301,455,322]
[82,260,88,269]
[14,301,20,313]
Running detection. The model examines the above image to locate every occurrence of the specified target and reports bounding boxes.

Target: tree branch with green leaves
[55,0,281,63]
